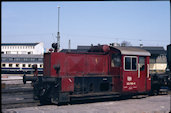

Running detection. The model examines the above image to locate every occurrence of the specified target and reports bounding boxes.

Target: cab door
[110,52,122,92]
[122,56,138,92]
[138,56,147,92]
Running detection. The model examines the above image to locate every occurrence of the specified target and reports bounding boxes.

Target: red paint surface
[48,52,108,77]
[43,53,51,76]
[137,56,147,92]
[112,76,122,92]
[43,47,151,94]
[61,77,74,92]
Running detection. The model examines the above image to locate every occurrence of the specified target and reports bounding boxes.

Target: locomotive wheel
[153,90,159,95]
[39,86,52,105]
[148,90,158,96]
[51,97,59,105]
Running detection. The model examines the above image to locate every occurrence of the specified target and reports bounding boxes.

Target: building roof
[134,46,166,55]
[1,54,43,58]
[77,45,166,56]
[1,43,39,46]
[77,46,91,50]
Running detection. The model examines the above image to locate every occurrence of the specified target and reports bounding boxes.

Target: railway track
[2,80,40,109]
[2,78,170,110]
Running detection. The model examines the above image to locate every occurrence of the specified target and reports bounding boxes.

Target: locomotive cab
[109,46,151,94]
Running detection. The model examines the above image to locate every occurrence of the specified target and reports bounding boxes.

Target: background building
[138,46,167,74]
[1,54,43,74]
[1,42,44,74]
[1,42,44,55]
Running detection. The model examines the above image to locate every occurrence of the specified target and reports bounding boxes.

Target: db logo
[127,76,132,81]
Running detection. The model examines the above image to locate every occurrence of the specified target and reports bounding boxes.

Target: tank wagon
[23,44,151,104]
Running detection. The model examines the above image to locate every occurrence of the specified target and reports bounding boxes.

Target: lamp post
[57,6,60,52]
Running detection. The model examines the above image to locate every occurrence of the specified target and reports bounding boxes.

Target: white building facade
[1,42,44,55]
[1,42,44,74]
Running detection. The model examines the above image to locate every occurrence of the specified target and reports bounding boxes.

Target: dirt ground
[2,95,170,113]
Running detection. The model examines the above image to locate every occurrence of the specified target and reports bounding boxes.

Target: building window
[21,51,27,54]
[38,58,43,62]
[40,64,43,68]
[150,58,156,64]
[19,58,24,62]
[14,58,20,61]
[124,56,137,71]
[1,58,7,61]
[31,58,35,61]
[16,64,19,67]
[9,58,13,61]
[9,64,13,67]
[24,58,29,61]
[28,64,32,67]
[6,51,11,54]
[23,64,26,68]
[2,64,6,67]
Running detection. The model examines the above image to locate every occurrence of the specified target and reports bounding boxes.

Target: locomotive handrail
[138,64,140,78]
[23,74,37,84]
[23,75,57,84]
[147,64,149,78]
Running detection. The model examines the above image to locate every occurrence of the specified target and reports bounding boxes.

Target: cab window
[125,57,131,69]
[111,54,121,67]
[124,56,137,71]
[139,57,145,71]
[132,58,137,70]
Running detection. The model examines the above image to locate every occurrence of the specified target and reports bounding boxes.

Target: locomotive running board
[70,92,120,101]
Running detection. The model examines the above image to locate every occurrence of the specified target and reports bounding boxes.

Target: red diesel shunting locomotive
[23,44,151,105]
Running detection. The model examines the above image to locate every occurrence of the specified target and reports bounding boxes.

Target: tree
[121,41,132,47]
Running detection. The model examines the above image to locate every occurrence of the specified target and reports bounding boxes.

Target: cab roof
[111,46,151,56]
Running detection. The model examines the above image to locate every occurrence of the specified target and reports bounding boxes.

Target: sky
[1,1,170,50]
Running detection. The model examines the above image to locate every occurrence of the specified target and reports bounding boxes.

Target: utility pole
[68,39,71,52]
[57,6,60,52]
